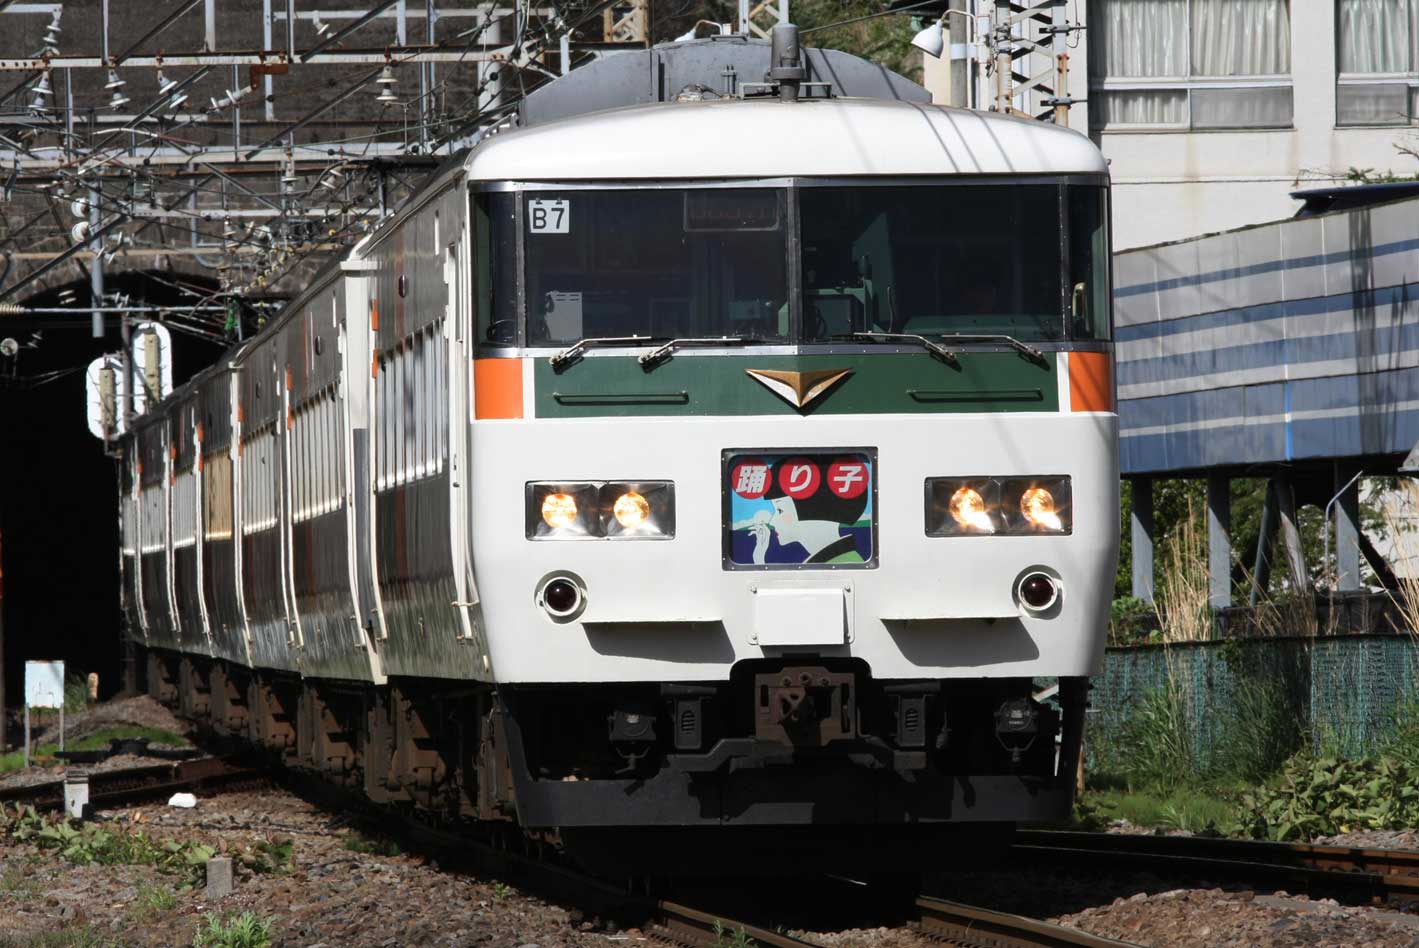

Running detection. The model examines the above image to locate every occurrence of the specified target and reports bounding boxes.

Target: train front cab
[460,99,1121,860]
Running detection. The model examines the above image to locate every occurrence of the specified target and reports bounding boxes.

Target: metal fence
[1088,634,1419,764]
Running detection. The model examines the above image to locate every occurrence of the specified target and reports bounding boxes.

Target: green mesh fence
[1089,634,1419,769]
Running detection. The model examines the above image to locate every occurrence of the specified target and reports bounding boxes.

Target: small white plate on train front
[751,585,852,646]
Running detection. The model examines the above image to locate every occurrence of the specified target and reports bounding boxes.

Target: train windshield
[478,181,1109,347]
[799,183,1109,342]
[516,188,790,345]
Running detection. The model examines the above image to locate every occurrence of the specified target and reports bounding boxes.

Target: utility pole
[981,0,1081,124]
[949,0,969,109]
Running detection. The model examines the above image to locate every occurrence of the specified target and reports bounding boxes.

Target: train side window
[1067,186,1112,341]
[474,191,517,348]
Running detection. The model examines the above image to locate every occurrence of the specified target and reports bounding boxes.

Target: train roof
[466,96,1108,181]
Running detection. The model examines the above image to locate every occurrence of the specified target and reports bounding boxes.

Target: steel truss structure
[0,0,649,347]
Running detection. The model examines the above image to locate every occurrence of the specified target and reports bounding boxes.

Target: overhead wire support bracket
[301,0,402,62]
[112,0,206,66]
[243,63,387,159]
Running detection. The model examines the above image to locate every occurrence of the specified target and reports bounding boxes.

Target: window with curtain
[1089,0,1294,130]
[1336,0,1419,126]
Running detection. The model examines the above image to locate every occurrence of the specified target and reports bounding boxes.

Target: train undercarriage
[140,647,1088,874]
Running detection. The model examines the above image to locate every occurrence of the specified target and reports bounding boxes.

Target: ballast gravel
[0,787,622,947]
[6,698,1419,947]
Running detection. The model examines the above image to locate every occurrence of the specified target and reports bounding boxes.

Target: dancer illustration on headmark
[746,456,870,565]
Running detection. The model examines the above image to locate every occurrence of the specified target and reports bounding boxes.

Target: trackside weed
[190,912,275,948]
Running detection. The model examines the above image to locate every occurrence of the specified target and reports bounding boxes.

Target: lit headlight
[1001,477,1071,534]
[950,487,996,533]
[926,478,999,536]
[925,476,1071,536]
[526,481,675,540]
[600,481,674,538]
[1020,487,1062,531]
[542,492,579,529]
[526,483,600,539]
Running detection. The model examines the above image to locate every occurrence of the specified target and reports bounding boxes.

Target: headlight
[526,483,600,539]
[1001,477,1071,534]
[926,478,999,536]
[542,492,579,529]
[526,481,675,539]
[1020,487,1061,531]
[925,476,1071,536]
[950,486,995,533]
[600,481,674,538]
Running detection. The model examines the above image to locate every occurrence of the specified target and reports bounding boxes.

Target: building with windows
[1086,0,1419,249]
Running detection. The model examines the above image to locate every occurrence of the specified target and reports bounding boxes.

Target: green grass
[0,926,122,948]
[191,912,274,948]
[133,882,178,917]
[341,831,401,857]
[0,726,189,774]
[0,863,41,899]
[1079,787,1243,834]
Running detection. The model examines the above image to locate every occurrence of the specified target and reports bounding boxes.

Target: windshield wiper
[638,335,763,369]
[549,335,661,370]
[834,331,959,368]
[932,332,1048,367]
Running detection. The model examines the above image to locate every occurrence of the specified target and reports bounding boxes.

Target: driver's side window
[474,191,518,348]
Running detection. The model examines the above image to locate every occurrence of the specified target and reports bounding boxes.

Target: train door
[192,403,212,652]
[340,264,386,656]
[163,423,182,645]
[445,231,481,651]
[122,445,147,642]
[279,352,305,658]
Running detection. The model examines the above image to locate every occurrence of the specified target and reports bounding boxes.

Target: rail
[650,900,821,948]
[0,756,262,812]
[914,894,1142,948]
[1013,829,1419,903]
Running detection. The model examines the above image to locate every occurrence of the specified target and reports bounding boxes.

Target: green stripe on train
[533,351,1058,417]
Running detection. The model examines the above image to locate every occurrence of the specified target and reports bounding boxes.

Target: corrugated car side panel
[119,441,145,645]
[236,337,297,672]
[171,396,209,656]
[201,369,248,666]
[368,186,477,680]
[137,420,179,649]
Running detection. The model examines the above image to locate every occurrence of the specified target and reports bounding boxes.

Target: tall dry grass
[1382,480,1419,647]
[1153,503,1213,643]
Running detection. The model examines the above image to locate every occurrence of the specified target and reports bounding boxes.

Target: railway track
[41,751,1419,945]
[0,755,263,812]
[912,895,1140,948]
[277,768,1143,948]
[1014,829,1419,903]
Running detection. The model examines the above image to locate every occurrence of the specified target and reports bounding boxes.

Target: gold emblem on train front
[745,368,854,410]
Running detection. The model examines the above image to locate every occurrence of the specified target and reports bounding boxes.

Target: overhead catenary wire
[0,0,643,307]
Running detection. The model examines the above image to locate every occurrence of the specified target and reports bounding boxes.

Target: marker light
[542,492,578,529]
[1017,571,1060,612]
[949,486,995,533]
[613,490,650,529]
[1020,487,1062,531]
[536,572,588,621]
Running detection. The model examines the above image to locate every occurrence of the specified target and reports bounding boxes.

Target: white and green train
[118,29,1119,872]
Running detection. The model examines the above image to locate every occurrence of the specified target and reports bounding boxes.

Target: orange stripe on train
[1069,351,1114,413]
[473,358,523,420]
